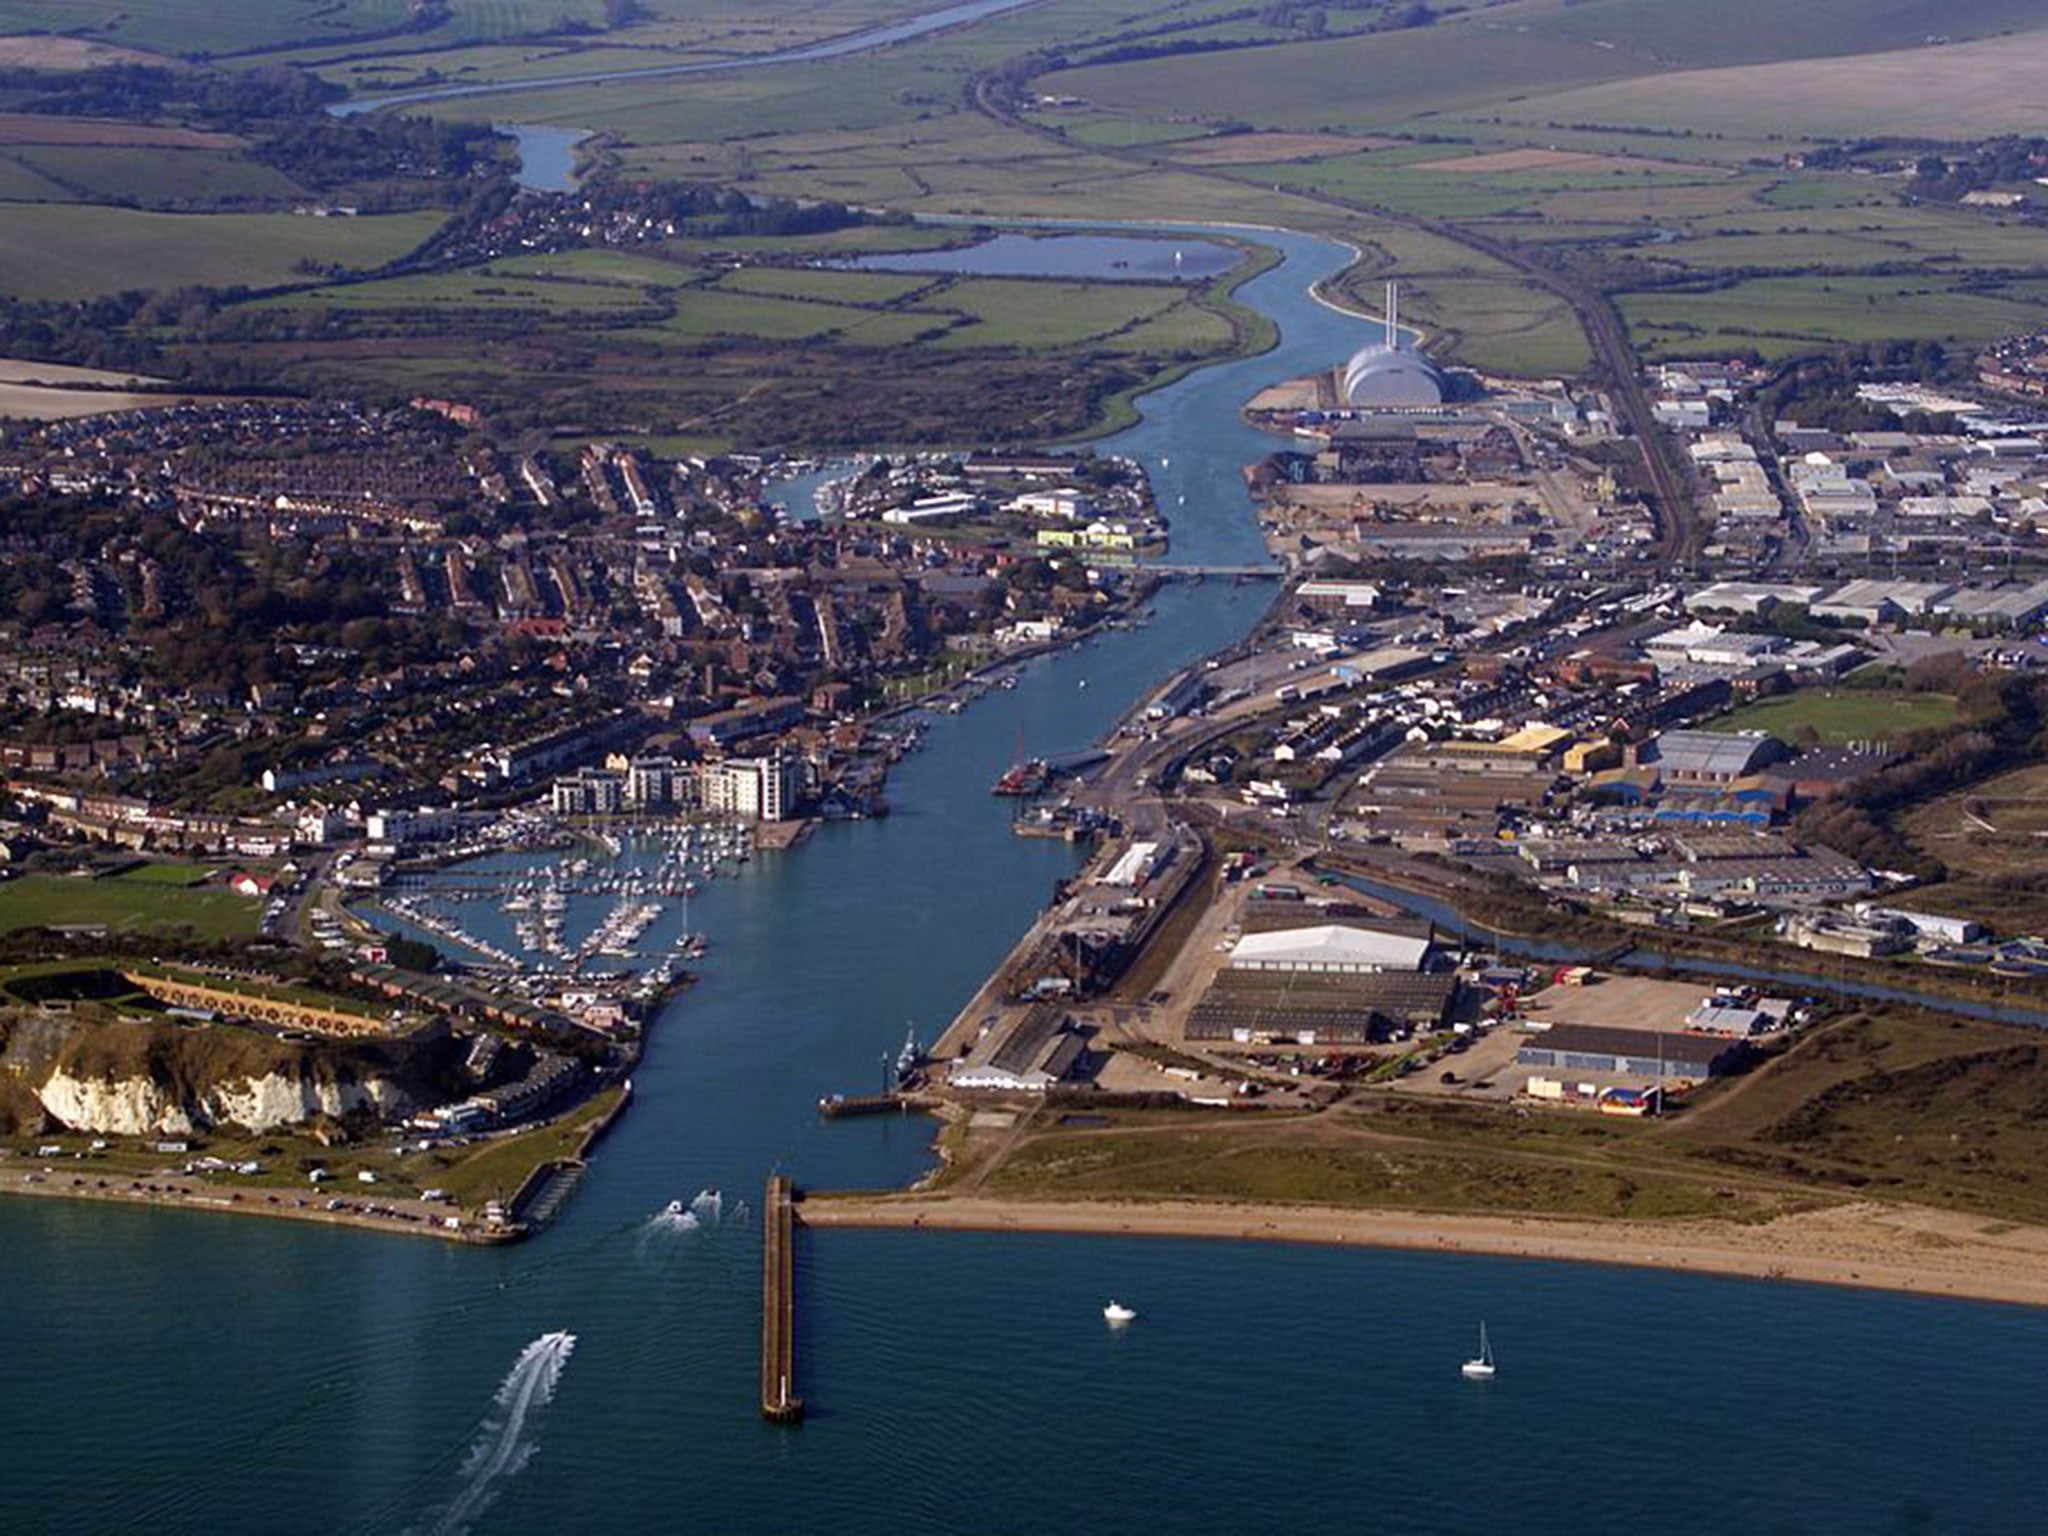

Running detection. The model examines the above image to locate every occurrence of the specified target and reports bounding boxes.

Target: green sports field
[1712,690,1959,745]
[0,874,257,940]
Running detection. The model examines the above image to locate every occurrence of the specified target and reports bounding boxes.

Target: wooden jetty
[760,1174,803,1423]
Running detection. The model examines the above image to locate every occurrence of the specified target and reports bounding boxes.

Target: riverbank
[801,1192,2048,1310]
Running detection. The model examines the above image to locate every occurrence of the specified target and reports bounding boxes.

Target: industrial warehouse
[1182,896,1456,1050]
[1516,1024,1747,1083]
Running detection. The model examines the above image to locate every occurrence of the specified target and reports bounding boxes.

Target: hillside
[1048,0,2048,135]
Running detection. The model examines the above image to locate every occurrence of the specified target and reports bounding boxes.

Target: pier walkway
[761,1174,803,1423]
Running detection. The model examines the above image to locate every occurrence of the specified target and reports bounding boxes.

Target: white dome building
[1341,282,1446,409]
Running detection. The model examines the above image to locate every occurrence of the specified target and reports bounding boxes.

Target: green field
[0,145,304,207]
[0,874,256,939]
[0,155,70,200]
[255,266,665,320]
[113,861,218,887]
[1051,26,1640,135]
[922,277,1189,350]
[228,234,1245,372]
[1714,689,1958,744]
[1622,275,2048,361]
[1049,0,2048,136]
[0,0,615,58]
[0,205,444,300]
[716,265,938,305]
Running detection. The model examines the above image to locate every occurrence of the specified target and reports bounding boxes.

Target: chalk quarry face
[0,1009,456,1136]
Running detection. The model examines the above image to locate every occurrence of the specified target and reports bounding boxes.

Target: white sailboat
[1461,1322,1496,1379]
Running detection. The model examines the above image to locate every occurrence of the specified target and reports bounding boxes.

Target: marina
[367,822,746,986]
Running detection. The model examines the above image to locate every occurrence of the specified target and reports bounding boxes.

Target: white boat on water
[1462,1322,1496,1379]
[1103,1301,1137,1325]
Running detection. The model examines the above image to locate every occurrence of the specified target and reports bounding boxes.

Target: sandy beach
[800,1193,2048,1310]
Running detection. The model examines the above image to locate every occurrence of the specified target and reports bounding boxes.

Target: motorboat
[1462,1322,1496,1379]
[1103,1301,1137,1325]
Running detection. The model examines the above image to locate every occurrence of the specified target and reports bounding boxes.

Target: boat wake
[636,1189,733,1258]
[423,1330,575,1536]
[649,1188,727,1231]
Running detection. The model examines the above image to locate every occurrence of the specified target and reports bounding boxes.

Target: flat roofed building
[1296,579,1383,611]
[1684,582,1825,616]
[1187,970,1454,1046]
[1812,579,1956,624]
[1229,923,1430,974]
[1652,729,1787,783]
[1518,1024,1746,1080]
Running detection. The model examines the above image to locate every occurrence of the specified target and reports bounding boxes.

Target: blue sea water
[0,230,2038,1535]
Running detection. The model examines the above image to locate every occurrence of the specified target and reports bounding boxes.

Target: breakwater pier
[761,1174,803,1423]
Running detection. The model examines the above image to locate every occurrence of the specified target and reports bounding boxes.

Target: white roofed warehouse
[1228,923,1431,974]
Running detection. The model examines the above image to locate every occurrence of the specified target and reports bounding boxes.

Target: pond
[501,124,588,193]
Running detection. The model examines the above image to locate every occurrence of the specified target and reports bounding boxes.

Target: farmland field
[0,206,443,300]
[1049,27,1638,135]
[0,0,617,58]
[0,114,241,149]
[255,267,664,317]
[1512,29,2048,141]
[0,0,418,57]
[1620,275,2047,361]
[923,278,1191,350]
[2,145,304,206]
[716,266,939,305]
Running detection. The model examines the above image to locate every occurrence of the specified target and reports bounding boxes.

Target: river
[332,0,1050,116]
[1,230,2043,1535]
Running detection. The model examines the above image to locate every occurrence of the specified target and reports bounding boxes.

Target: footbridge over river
[1133,563,1282,579]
